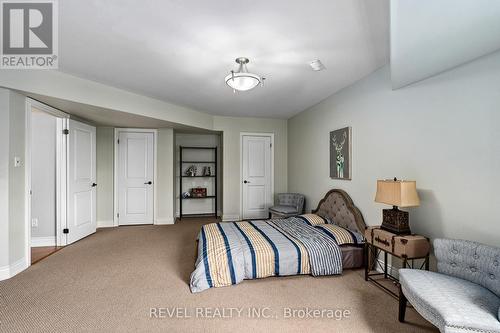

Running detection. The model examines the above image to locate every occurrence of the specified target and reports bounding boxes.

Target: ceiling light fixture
[225,57,265,92]
[309,59,326,71]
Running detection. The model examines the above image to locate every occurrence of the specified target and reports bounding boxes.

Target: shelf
[182,196,216,200]
[181,175,215,178]
[180,147,216,150]
[179,146,218,218]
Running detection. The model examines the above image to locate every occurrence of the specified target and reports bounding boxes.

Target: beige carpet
[0,219,437,333]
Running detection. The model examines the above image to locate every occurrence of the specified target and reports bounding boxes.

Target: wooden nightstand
[364,226,430,299]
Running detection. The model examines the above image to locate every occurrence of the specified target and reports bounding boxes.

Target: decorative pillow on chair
[296,214,328,226]
[315,224,364,245]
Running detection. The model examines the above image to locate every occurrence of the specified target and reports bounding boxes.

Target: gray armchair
[269,193,305,219]
[399,238,500,333]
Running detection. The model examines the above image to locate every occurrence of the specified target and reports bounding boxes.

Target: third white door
[117,131,154,225]
[241,134,273,219]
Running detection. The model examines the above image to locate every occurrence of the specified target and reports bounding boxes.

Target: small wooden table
[364,226,430,299]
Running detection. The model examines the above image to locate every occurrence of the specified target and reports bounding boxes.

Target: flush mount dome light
[225,57,265,92]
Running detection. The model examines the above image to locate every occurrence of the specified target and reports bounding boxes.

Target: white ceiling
[391,0,500,88]
[58,0,389,119]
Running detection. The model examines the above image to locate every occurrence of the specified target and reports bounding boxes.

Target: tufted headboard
[312,189,366,234]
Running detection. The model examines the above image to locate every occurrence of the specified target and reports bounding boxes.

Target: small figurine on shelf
[203,166,212,176]
[185,165,197,177]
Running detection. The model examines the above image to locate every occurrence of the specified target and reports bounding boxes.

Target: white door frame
[239,132,274,220]
[25,98,69,266]
[113,128,158,226]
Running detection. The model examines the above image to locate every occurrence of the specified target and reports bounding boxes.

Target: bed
[190,189,366,293]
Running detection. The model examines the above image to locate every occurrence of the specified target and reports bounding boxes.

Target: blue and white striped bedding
[314,223,365,246]
[190,215,352,293]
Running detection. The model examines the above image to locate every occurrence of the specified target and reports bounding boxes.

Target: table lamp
[374,178,420,234]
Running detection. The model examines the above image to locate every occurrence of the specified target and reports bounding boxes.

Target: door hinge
[270,143,272,148]
[62,129,69,135]
[117,139,120,144]
[63,228,69,234]
[117,213,119,218]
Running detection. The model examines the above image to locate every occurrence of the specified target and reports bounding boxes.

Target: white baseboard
[375,258,400,279]
[155,217,175,225]
[97,220,114,228]
[222,214,240,222]
[0,257,28,281]
[31,236,56,247]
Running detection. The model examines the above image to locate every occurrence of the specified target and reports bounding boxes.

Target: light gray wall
[157,128,175,224]
[288,50,500,247]
[0,89,27,274]
[0,89,11,270]
[96,127,115,227]
[175,133,221,217]
[8,91,26,264]
[96,117,287,223]
[213,116,287,221]
[30,110,57,239]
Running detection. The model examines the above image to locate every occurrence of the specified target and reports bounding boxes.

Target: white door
[242,135,273,219]
[67,119,97,244]
[118,132,154,225]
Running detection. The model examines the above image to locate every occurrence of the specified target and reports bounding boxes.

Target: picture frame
[330,126,352,180]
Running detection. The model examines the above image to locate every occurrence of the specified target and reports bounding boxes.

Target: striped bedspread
[314,224,365,246]
[190,216,343,293]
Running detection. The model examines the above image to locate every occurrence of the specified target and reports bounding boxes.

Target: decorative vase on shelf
[185,165,197,177]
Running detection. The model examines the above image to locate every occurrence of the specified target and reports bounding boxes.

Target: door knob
[144,181,152,185]
[243,180,250,184]
[91,183,97,187]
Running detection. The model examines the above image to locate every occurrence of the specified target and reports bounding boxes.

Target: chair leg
[398,285,407,323]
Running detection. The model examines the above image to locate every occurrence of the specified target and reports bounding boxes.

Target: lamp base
[381,207,411,235]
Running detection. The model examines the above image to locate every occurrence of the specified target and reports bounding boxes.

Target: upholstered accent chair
[269,193,305,218]
[399,238,500,333]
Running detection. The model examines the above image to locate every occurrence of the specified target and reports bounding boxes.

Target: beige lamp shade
[375,179,420,207]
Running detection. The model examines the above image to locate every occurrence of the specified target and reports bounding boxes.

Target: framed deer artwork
[330,127,352,180]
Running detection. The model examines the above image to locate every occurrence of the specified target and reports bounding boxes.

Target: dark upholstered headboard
[312,189,366,234]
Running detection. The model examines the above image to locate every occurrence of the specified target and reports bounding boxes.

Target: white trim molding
[97,220,114,228]
[0,257,28,281]
[222,214,240,222]
[25,98,70,271]
[31,236,56,247]
[155,217,175,225]
[26,98,69,119]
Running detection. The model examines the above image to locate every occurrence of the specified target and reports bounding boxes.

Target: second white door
[118,131,154,225]
[242,135,273,219]
[67,119,97,244]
